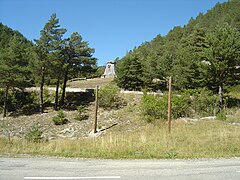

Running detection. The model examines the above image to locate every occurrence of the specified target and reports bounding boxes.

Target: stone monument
[102,61,116,78]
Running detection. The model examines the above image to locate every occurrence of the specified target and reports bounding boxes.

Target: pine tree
[203,24,240,111]
[116,53,144,91]
[172,26,208,89]
[59,32,96,107]
[0,35,32,117]
[35,13,66,112]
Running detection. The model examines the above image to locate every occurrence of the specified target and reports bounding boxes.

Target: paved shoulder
[0,157,240,180]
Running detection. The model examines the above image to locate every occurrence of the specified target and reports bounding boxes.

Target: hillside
[0,1,240,159]
[0,23,33,49]
[116,0,240,91]
[0,80,240,159]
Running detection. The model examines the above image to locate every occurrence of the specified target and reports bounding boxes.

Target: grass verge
[68,78,114,88]
[0,120,240,159]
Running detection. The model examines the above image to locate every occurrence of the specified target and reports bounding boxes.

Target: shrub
[99,84,125,109]
[52,110,68,125]
[0,90,39,114]
[171,94,190,118]
[25,124,42,143]
[181,88,218,117]
[141,94,167,122]
[216,110,227,121]
[141,93,189,122]
[75,105,89,121]
[141,88,219,122]
[43,88,54,105]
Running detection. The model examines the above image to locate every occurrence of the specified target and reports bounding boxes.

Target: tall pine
[35,13,66,112]
[203,24,240,111]
[0,35,32,117]
[59,32,96,107]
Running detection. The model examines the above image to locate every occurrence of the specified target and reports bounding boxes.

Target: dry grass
[1,120,240,159]
[1,83,239,159]
[67,78,114,89]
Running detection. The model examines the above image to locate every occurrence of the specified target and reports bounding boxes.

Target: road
[0,157,240,180]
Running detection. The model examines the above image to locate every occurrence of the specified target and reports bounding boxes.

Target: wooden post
[94,85,99,133]
[168,76,172,133]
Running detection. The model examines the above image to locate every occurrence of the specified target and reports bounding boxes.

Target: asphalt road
[0,157,240,180]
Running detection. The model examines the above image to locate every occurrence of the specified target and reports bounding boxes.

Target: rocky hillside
[0,92,144,141]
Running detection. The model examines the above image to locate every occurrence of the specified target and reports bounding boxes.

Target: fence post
[168,76,172,133]
[94,85,99,133]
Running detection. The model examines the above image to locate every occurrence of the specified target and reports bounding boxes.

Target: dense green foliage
[0,13,97,116]
[0,23,34,117]
[1,1,240,118]
[116,0,240,94]
[116,0,240,113]
[99,84,125,109]
[141,88,218,122]
[34,13,97,111]
[0,90,39,115]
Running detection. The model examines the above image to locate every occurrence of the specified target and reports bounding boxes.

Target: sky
[0,0,228,66]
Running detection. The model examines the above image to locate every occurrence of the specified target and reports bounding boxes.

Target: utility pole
[168,76,172,133]
[94,85,99,133]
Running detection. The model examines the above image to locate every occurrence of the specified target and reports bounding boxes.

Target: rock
[88,129,103,138]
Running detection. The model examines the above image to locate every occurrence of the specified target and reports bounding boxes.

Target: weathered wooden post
[168,77,172,133]
[94,85,99,133]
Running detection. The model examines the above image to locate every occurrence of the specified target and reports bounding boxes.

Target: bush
[99,84,125,109]
[43,88,54,105]
[141,93,189,122]
[25,124,42,143]
[75,105,89,121]
[141,94,167,122]
[181,88,218,117]
[52,110,68,125]
[11,91,38,110]
[0,90,39,114]
[216,110,227,121]
[141,88,219,122]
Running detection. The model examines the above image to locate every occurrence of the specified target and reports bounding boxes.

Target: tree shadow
[99,123,118,132]
[226,97,240,108]
[63,89,95,110]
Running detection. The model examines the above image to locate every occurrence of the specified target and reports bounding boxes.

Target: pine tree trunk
[218,80,223,112]
[39,67,45,113]
[3,85,9,118]
[54,76,60,111]
[60,65,69,108]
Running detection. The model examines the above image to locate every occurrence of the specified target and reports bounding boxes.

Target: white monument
[102,61,116,78]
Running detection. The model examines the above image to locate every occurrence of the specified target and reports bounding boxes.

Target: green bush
[171,94,190,118]
[141,94,167,122]
[43,88,54,105]
[25,124,42,143]
[181,88,218,117]
[141,88,219,122]
[141,94,189,122]
[99,84,125,109]
[216,110,227,121]
[75,105,89,121]
[0,90,39,114]
[52,110,68,125]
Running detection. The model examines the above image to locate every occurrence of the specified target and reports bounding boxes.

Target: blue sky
[0,0,227,66]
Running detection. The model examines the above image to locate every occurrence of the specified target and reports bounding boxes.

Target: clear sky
[0,0,227,66]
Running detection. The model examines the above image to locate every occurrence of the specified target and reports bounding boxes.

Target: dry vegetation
[67,77,114,89]
[0,120,240,159]
[0,80,240,159]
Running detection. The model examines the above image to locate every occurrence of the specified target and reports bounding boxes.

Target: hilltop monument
[102,61,116,78]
